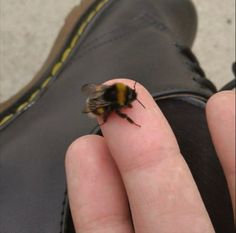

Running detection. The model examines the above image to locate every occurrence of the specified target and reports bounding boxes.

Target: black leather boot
[0,0,234,232]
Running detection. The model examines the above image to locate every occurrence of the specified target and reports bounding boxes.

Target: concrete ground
[0,0,235,102]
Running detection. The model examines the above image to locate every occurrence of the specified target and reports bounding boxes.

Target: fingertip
[206,90,235,156]
[103,77,177,143]
[206,91,235,117]
[206,91,235,141]
[99,79,180,172]
[65,135,104,174]
[66,135,100,156]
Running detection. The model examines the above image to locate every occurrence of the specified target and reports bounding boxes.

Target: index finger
[99,79,214,233]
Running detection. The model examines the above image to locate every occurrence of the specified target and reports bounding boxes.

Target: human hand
[65,79,235,233]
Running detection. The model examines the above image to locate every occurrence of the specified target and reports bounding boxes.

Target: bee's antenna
[133,81,145,109]
[136,98,145,108]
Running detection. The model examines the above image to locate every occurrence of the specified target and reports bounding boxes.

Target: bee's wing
[83,97,111,113]
[82,84,110,114]
[81,84,107,98]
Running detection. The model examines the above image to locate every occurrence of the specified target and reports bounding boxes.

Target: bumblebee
[82,82,145,127]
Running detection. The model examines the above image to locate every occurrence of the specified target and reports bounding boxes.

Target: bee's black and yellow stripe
[103,83,131,106]
[93,83,132,116]
[115,83,127,106]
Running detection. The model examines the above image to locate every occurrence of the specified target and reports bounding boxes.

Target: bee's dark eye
[128,90,136,101]
[132,91,137,100]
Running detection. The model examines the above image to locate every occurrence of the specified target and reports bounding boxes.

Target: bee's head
[128,89,137,102]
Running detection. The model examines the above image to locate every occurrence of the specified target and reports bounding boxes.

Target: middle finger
[100,79,214,233]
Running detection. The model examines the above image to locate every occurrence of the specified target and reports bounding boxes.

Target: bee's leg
[115,110,141,127]
[127,103,133,108]
[90,124,100,133]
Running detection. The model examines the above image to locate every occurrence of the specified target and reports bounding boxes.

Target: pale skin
[65,79,235,233]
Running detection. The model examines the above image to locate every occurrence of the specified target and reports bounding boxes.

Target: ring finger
[65,135,134,233]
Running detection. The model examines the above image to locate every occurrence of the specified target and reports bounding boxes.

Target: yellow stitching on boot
[41,77,52,89]
[61,48,72,62]
[77,21,87,37]
[96,2,104,11]
[86,11,96,23]
[29,90,40,102]
[52,62,62,76]
[0,114,14,126]
[0,0,109,128]
[16,102,28,112]
[70,34,79,48]
[96,0,108,12]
